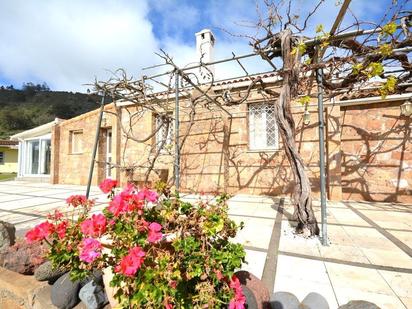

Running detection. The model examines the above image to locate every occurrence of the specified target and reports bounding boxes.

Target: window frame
[247,102,279,151]
[70,130,84,154]
[154,113,174,152]
[0,151,4,164]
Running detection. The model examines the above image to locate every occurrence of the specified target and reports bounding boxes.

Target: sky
[0,0,408,92]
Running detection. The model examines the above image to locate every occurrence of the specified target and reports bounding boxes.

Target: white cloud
[0,0,159,91]
[0,0,391,92]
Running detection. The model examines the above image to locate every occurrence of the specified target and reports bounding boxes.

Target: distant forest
[0,83,103,139]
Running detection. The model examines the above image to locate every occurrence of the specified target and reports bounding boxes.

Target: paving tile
[387,230,412,248]
[378,270,412,298]
[252,204,277,219]
[326,225,357,247]
[241,249,267,280]
[356,209,412,230]
[399,297,412,308]
[273,275,338,308]
[332,287,406,309]
[318,243,370,264]
[230,217,274,249]
[328,207,371,227]
[276,255,330,285]
[342,226,399,250]
[325,262,394,295]
[361,248,412,269]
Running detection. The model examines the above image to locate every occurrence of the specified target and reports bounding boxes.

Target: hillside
[0,86,103,139]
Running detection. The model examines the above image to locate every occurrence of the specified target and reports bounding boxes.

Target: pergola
[84,1,412,245]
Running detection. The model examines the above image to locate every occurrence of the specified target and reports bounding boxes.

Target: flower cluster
[147,222,162,243]
[25,179,245,308]
[25,221,54,243]
[66,195,89,207]
[115,246,146,277]
[80,214,107,237]
[229,275,247,309]
[79,237,102,263]
[99,178,118,194]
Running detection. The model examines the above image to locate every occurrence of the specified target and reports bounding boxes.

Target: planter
[102,267,119,308]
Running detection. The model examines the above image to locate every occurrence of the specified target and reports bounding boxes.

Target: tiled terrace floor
[0,181,411,308]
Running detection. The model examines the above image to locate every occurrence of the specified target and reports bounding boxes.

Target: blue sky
[0,0,409,92]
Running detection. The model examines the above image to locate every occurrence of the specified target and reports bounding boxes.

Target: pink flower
[128,195,144,212]
[79,238,102,263]
[165,302,174,309]
[56,221,68,239]
[147,222,162,243]
[66,195,88,207]
[229,275,246,309]
[137,188,158,203]
[107,194,128,216]
[80,214,107,237]
[214,269,224,281]
[99,178,118,194]
[115,246,145,277]
[121,183,136,197]
[25,221,54,243]
[169,280,177,289]
[47,209,63,221]
[136,219,149,232]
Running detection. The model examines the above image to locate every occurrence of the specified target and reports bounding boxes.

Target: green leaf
[291,42,306,56]
[379,75,397,98]
[297,96,311,105]
[352,63,363,75]
[378,43,393,56]
[365,62,384,78]
[316,24,324,33]
[382,22,397,37]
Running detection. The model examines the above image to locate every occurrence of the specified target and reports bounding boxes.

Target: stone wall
[51,97,412,203]
[340,101,412,203]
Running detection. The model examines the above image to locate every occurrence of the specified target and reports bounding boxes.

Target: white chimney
[195,29,215,80]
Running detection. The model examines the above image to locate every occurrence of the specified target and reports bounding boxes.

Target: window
[248,103,279,150]
[0,152,4,164]
[155,114,173,150]
[70,130,83,154]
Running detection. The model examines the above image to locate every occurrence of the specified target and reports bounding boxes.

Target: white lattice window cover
[248,103,279,150]
[155,115,173,150]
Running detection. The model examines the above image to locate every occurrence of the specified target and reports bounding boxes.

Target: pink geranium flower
[80,214,107,237]
[147,222,162,243]
[229,275,246,309]
[79,238,102,263]
[99,178,118,194]
[121,183,136,197]
[115,246,146,277]
[56,221,68,239]
[25,221,54,243]
[107,194,128,216]
[165,302,174,309]
[137,188,158,203]
[47,209,63,221]
[66,195,88,207]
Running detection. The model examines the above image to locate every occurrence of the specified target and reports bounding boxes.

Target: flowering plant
[26,180,246,308]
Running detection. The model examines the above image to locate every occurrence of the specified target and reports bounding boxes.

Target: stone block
[0,266,48,308]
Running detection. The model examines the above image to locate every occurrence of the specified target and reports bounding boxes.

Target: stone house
[49,30,412,203]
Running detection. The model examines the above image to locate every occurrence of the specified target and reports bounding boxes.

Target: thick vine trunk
[276,30,319,236]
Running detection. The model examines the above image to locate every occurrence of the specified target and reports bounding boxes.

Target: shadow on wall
[179,114,324,197]
[341,110,412,203]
